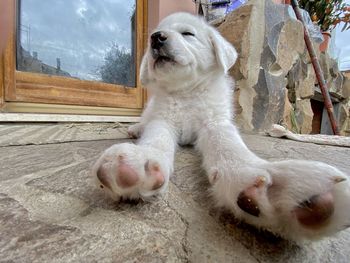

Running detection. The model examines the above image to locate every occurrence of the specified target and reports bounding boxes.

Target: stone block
[297,64,316,99]
[339,103,349,128]
[329,58,340,77]
[218,0,265,131]
[252,69,286,131]
[319,53,331,82]
[218,4,255,81]
[339,101,350,136]
[319,53,344,98]
[282,89,294,131]
[295,98,313,134]
[329,74,344,98]
[275,20,304,75]
[343,77,350,98]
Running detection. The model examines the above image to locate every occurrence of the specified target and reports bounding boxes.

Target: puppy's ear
[210,28,237,73]
[140,53,150,86]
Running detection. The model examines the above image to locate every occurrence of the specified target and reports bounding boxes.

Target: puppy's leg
[92,120,177,200]
[128,98,154,139]
[196,121,350,240]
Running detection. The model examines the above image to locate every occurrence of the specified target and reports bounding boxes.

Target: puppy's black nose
[151,31,167,50]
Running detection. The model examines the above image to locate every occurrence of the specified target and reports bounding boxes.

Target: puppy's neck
[150,70,228,97]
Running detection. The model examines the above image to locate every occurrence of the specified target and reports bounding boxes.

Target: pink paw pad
[145,161,165,190]
[115,156,139,188]
[293,177,346,228]
[208,170,220,185]
[293,192,334,228]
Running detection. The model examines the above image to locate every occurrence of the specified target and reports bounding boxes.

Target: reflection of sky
[334,27,350,71]
[334,0,350,71]
[19,0,135,80]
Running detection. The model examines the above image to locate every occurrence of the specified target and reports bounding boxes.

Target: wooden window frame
[1,0,148,115]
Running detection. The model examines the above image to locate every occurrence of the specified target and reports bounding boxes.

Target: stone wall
[215,0,350,136]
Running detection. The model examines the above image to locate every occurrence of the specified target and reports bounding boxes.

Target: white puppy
[92,12,350,241]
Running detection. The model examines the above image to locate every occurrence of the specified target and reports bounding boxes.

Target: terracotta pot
[319,32,331,52]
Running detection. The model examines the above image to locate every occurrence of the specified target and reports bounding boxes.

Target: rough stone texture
[216,3,261,131]
[332,73,349,136]
[218,0,303,130]
[340,76,350,136]
[297,65,316,99]
[283,91,295,132]
[319,52,345,99]
[295,98,314,134]
[0,123,129,146]
[318,55,350,136]
[216,0,350,135]
[0,124,350,262]
[343,77,350,99]
[218,0,304,132]
[339,100,350,136]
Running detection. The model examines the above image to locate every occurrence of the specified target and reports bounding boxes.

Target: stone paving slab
[0,123,129,146]
[0,126,349,262]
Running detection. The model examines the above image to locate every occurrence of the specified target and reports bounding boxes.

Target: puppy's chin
[153,56,177,69]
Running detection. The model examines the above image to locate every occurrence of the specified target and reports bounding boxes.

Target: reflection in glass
[17,0,136,87]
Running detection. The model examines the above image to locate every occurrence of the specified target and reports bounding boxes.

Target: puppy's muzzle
[151,31,167,50]
[150,31,175,65]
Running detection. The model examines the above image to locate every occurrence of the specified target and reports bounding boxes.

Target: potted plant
[298,0,350,51]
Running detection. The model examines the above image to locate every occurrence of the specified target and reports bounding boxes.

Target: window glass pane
[17,0,136,87]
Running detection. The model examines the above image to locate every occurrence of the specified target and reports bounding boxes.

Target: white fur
[92,13,350,241]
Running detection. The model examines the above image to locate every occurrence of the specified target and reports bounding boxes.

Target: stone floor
[0,123,349,263]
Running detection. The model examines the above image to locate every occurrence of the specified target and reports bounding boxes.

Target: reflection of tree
[99,43,135,87]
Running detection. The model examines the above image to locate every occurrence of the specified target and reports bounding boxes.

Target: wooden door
[1,0,147,114]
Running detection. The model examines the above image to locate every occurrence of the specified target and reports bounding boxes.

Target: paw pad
[236,176,269,217]
[115,157,139,188]
[237,191,260,217]
[294,192,334,228]
[208,171,219,185]
[145,161,165,190]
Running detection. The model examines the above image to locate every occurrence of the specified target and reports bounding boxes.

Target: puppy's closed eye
[181,31,195,37]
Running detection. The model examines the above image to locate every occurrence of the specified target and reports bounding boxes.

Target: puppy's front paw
[92,143,171,200]
[211,160,350,240]
[127,123,143,139]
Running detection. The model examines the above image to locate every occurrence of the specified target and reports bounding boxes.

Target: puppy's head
[140,12,237,91]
